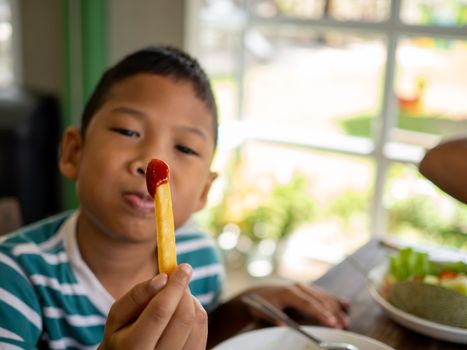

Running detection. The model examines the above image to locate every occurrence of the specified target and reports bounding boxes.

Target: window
[0,0,15,86]
[187,0,467,282]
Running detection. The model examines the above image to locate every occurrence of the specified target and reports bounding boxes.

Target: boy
[0,46,349,349]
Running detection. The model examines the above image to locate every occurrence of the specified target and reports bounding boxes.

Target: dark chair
[0,87,62,229]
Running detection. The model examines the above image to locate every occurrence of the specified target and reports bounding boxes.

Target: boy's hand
[98,263,208,350]
[245,284,350,329]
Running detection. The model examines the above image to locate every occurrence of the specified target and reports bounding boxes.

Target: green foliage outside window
[200,158,466,251]
[204,171,314,243]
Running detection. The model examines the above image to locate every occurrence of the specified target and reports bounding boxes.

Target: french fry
[146,159,177,274]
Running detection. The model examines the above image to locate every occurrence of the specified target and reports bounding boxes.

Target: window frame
[186,0,467,238]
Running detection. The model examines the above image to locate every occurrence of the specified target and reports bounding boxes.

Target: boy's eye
[175,144,198,156]
[110,128,140,138]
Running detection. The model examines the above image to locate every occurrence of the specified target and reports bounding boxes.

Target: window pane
[201,142,373,282]
[385,162,467,251]
[393,37,467,143]
[0,0,12,86]
[401,0,467,27]
[249,0,325,19]
[326,0,390,22]
[197,25,241,123]
[243,26,385,140]
[249,0,390,21]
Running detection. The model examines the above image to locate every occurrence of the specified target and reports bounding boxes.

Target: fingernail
[149,273,168,291]
[174,263,192,279]
[326,314,337,326]
[179,263,192,275]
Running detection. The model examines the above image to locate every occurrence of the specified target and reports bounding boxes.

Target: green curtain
[63,0,108,209]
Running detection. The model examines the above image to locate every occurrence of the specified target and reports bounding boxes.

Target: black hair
[80,46,218,148]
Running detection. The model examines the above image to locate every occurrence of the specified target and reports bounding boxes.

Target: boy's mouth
[122,192,155,212]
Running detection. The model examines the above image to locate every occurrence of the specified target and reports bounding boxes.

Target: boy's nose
[128,160,147,176]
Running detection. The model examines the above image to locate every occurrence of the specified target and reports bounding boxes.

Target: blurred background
[0,0,466,297]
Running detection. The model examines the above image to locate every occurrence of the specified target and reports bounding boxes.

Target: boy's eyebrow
[110,106,147,119]
[110,106,209,141]
[175,125,209,141]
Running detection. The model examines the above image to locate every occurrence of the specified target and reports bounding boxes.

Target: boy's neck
[75,212,158,299]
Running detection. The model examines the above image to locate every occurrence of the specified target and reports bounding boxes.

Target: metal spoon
[242,293,359,350]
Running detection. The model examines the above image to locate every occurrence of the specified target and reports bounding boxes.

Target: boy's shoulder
[0,210,74,250]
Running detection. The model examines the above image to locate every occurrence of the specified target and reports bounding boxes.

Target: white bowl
[212,326,394,350]
[368,263,467,344]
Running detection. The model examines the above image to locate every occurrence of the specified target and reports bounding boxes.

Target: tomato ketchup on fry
[146,159,169,197]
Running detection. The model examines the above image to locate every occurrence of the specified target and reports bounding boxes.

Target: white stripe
[43,307,106,327]
[0,252,28,280]
[175,231,201,237]
[196,292,216,305]
[11,228,66,264]
[177,238,213,254]
[0,327,24,342]
[47,336,98,350]
[30,275,87,295]
[0,288,42,330]
[192,263,224,281]
[0,343,25,350]
[36,230,65,251]
[13,243,68,265]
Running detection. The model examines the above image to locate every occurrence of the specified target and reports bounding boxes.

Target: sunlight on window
[401,0,467,27]
[394,37,467,142]
[249,0,390,21]
[193,0,467,284]
[199,142,373,282]
[385,163,467,251]
[0,0,13,86]
[242,28,385,139]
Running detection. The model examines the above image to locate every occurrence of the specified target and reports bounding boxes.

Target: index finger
[106,273,168,333]
[129,264,193,347]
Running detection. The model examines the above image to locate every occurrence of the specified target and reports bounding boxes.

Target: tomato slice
[439,271,458,280]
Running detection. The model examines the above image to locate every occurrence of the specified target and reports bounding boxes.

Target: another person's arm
[99,263,207,350]
[418,137,467,204]
[207,283,349,348]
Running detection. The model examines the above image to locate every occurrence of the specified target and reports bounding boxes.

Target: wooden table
[313,239,466,349]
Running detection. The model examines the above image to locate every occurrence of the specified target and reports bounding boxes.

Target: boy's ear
[194,171,218,212]
[59,127,83,180]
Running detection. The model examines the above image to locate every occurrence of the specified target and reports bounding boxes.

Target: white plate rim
[212,326,395,350]
[368,263,467,344]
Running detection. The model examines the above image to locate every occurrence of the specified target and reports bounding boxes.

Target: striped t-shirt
[0,211,224,349]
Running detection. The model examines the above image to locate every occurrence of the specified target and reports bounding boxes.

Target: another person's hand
[245,284,350,329]
[98,263,208,350]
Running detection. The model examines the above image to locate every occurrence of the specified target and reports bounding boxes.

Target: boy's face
[60,74,217,242]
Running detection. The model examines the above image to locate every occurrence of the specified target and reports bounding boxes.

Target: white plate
[368,263,467,344]
[212,326,394,350]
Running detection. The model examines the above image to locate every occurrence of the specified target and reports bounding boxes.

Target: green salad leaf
[388,248,439,282]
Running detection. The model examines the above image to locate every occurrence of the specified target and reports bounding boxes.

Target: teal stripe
[0,270,41,317]
[190,276,221,295]
[0,300,41,344]
[3,212,72,245]
[178,249,223,268]
[44,321,103,345]
[176,231,213,242]
[0,337,31,348]
[35,288,104,317]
